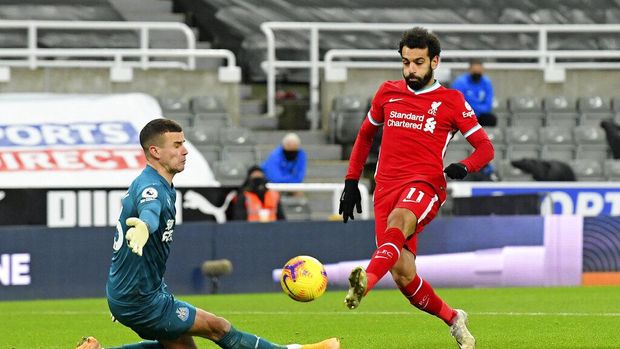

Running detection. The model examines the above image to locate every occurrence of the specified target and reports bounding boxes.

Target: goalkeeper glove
[125,217,149,256]
[339,179,362,223]
[444,163,468,180]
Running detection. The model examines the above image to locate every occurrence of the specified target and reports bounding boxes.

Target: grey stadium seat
[570,159,605,181]
[506,126,539,144]
[492,97,510,128]
[544,96,579,128]
[212,160,247,186]
[332,95,368,112]
[539,126,574,145]
[186,128,219,146]
[194,115,232,129]
[220,128,255,146]
[499,159,532,181]
[576,144,609,161]
[220,145,258,167]
[196,145,221,164]
[541,144,575,162]
[507,144,540,160]
[159,96,193,127]
[190,95,227,114]
[604,160,620,181]
[578,96,613,126]
[335,112,364,144]
[574,125,607,145]
[508,96,545,127]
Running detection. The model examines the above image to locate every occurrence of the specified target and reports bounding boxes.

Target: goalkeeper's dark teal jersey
[106,165,177,303]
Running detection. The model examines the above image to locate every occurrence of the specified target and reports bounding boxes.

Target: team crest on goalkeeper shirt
[176,306,189,321]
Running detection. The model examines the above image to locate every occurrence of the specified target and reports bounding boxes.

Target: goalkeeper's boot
[344,266,367,310]
[299,337,340,349]
[75,336,102,349]
[450,309,476,349]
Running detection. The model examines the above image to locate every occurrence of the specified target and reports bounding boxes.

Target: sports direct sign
[0,93,218,187]
[0,122,143,170]
[450,182,620,216]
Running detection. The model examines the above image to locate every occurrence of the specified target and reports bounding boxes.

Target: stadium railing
[268,182,371,220]
[260,22,620,129]
[0,20,241,82]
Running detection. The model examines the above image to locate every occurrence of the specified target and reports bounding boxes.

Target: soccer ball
[280,255,328,302]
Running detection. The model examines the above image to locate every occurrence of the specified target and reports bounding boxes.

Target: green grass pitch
[1,286,619,348]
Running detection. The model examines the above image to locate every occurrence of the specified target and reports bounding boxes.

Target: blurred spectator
[600,119,620,159]
[452,58,497,126]
[229,165,285,222]
[261,132,307,183]
[511,158,575,181]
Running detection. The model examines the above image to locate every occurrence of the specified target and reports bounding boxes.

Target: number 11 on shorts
[403,187,424,203]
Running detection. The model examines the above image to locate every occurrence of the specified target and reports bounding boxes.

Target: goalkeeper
[77,119,339,349]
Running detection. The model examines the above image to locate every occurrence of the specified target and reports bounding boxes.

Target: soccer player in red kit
[339,27,494,349]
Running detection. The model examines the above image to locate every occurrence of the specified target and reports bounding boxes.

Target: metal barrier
[268,182,371,219]
[0,20,241,82]
[260,22,620,128]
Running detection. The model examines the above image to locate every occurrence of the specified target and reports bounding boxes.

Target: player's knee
[387,208,418,235]
[194,310,230,340]
[391,269,415,287]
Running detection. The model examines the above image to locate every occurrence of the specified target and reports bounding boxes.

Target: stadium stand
[543,96,579,128]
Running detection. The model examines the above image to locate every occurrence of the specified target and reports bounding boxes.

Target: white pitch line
[10,310,620,317]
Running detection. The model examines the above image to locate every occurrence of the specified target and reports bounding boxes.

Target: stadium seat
[492,97,510,128]
[578,96,614,126]
[498,159,532,181]
[539,126,574,145]
[506,144,540,160]
[541,144,575,162]
[574,125,607,145]
[219,128,255,146]
[506,126,539,144]
[570,159,605,181]
[190,95,227,114]
[212,160,247,186]
[483,127,505,145]
[539,126,575,162]
[508,96,545,126]
[158,95,193,127]
[510,113,545,127]
[575,144,609,161]
[604,160,620,180]
[186,128,219,145]
[194,115,232,129]
[220,145,259,166]
[196,145,221,164]
[334,112,364,144]
[332,95,368,112]
[543,96,579,128]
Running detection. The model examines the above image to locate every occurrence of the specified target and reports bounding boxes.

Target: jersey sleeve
[367,83,387,126]
[135,183,163,233]
[451,91,482,137]
[450,91,494,172]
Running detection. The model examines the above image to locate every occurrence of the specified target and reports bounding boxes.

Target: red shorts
[373,181,441,254]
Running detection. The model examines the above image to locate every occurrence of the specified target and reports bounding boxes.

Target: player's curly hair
[398,27,441,60]
[139,118,182,151]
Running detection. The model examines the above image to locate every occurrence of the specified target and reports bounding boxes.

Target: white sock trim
[377,242,401,259]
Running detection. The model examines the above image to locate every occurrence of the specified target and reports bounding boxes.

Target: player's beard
[404,68,433,91]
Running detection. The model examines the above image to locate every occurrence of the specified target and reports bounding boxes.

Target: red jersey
[346,80,493,203]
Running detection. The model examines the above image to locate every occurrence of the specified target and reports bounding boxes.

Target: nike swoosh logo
[388,98,404,103]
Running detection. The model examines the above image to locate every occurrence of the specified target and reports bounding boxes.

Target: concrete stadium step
[252,130,328,145]
[255,144,342,161]
[306,160,348,179]
[239,115,278,130]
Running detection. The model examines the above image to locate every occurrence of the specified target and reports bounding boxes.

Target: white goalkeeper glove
[125,217,149,256]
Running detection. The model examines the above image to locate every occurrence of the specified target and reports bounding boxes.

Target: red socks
[365,227,406,292]
[399,274,457,325]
